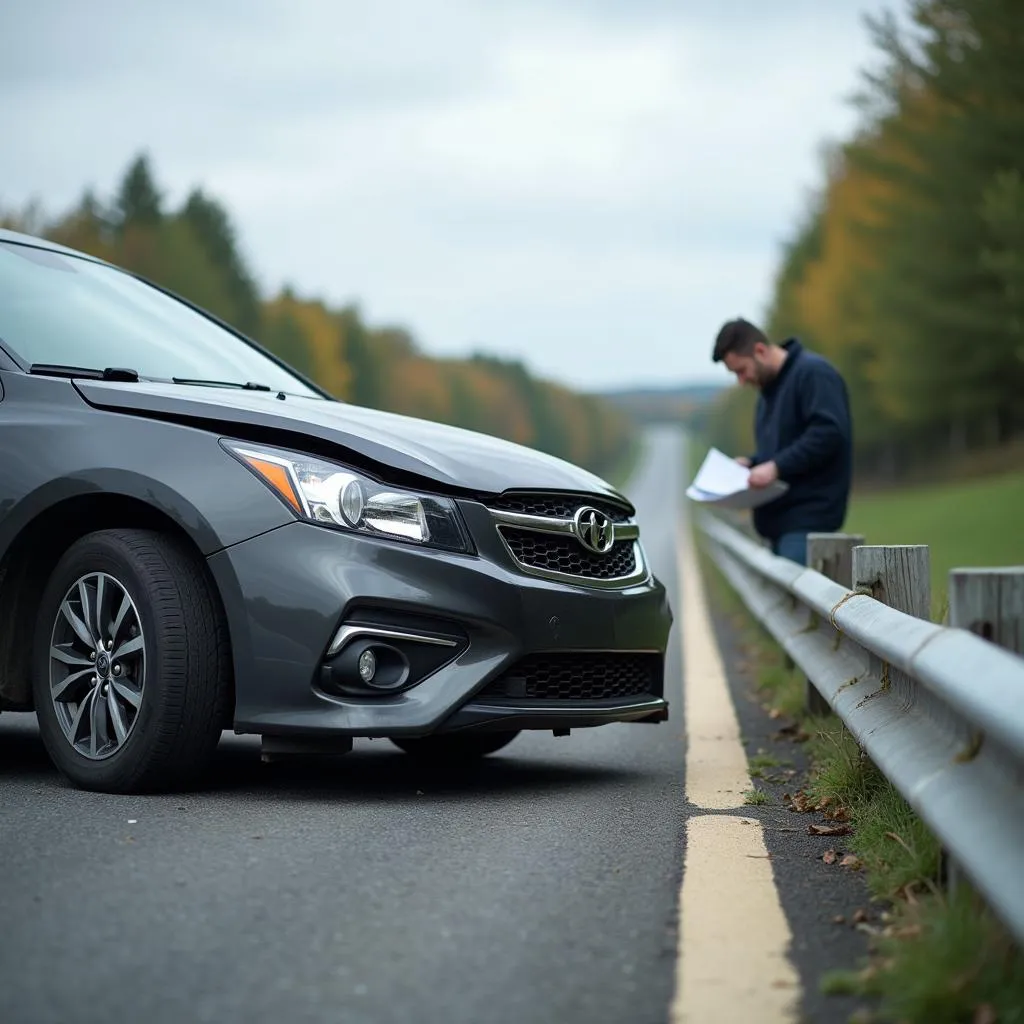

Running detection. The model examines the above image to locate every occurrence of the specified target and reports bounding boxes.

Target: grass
[750,751,789,770]
[861,888,1024,1024]
[742,786,771,805]
[695,534,1024,1024]
[845,469,1024,620]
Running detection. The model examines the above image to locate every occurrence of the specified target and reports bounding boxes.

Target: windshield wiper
[29,363,140,382]
[172,377,272,391]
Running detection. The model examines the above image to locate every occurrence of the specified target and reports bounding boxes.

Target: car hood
[73,379,628,503]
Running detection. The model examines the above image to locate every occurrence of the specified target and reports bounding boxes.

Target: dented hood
[72,379,626,502]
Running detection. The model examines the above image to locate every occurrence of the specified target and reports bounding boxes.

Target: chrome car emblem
[573,506,615,554]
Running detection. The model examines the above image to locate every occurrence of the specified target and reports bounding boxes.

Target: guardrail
[697,512,1024,945]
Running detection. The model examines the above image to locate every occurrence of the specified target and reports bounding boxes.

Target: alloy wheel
[48,572,146,760]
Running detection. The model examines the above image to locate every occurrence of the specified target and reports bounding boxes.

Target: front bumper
[206,502,673,739]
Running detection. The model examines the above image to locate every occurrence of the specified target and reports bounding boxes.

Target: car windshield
[0,239,321,396]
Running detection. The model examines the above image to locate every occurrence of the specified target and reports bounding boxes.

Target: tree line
[2,154,635,480]
[704,0,1024,481]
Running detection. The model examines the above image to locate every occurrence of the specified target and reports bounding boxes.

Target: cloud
[1,0,897,390]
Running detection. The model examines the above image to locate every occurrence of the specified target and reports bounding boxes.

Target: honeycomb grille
[491,494,632,522]
[500,528,637,580]
[480,653,659,702]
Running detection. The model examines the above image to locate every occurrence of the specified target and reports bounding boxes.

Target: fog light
[358,648,377,683]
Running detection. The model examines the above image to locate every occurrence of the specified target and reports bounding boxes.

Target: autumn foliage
[2,156,635,480]
[704,0,1024,480]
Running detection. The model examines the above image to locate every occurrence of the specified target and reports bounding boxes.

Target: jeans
[772,531,808,566]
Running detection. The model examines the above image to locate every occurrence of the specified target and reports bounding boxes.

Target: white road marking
[669,513,800,1023]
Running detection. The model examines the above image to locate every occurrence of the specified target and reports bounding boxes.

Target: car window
[0,240,322,396]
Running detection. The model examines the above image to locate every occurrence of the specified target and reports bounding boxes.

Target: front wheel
[33,528,231,793]
[390,730,520,761]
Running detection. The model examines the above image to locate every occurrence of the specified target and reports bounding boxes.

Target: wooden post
[804,533,866,715]
[850,545,931,780]
[943,566,1024,898]
[948,567,1024,655]
[851,545,931,621]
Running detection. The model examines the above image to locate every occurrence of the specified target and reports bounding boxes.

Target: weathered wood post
[948,568,1024,655]
[851,545,931,621]
[804,533,866,715]
[850,544,932,705]
[943,566,1024,897]
[850,545,931,780]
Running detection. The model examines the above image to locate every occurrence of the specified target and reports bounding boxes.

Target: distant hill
[595,382,729,424]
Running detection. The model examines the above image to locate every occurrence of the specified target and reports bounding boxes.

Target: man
[712,318,852,565]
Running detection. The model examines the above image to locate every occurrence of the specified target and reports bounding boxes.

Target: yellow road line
[678,519,751,810]
[669,515,800,1023]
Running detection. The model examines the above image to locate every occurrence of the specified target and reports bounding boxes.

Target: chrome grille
[490,494,632,522]
[487,491,646,588]
[500,529,637,580]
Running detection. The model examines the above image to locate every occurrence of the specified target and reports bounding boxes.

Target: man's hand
[748,460,779,489]
[734,456,752,468]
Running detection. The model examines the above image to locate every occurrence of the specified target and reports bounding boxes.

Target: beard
[752,357,777,388]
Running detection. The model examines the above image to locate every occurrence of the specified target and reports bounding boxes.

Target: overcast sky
[2,0,901,392]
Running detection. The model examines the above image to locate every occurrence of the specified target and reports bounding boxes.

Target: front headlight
[222,440,471,553]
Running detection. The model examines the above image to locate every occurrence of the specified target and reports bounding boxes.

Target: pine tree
[849,0,1024,446]
[180,189,262,334]
[114,153,164,230]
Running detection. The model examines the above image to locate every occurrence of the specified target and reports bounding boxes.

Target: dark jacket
[750,338,852,540]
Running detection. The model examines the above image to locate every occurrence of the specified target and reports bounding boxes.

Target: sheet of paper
[689,446,751,494]
[686,447,789,510]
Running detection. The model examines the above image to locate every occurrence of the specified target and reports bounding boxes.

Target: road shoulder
[701,573,880,1024]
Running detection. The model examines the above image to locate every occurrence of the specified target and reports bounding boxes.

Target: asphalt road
[0,426,689,1024]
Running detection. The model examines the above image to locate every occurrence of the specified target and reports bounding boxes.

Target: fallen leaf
[973,1004,997,1024]
[788,789,820,813]
[823,849,838,865]
[840,854,862,869]
[768,708,782,719]
[852,908,869,923]
[832,914,846,925]
[808,823,853,837]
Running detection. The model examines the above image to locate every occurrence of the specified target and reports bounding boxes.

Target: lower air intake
[478,652,660,702]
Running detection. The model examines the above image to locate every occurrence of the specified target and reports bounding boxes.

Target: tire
[390,730,520,761]
[33,528,231,793]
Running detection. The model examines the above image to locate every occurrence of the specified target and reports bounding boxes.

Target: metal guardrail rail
[698,512,1024,945]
